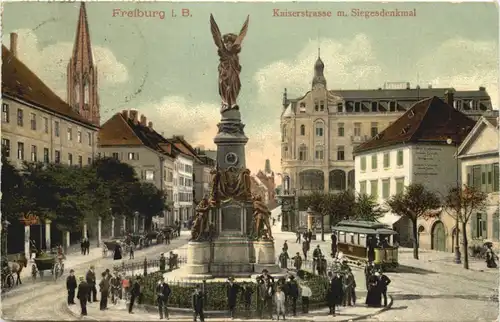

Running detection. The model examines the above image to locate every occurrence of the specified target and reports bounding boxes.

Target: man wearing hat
[292,252,302,271]
[192,284,205,322]
[77,276,90,316]
[377,269,391,307]
[258,269,274,284]
[156,276,171,319]
[66,269,77,305]
[159,253,167,272]
[312,245,322,274]
[86,265,97,303]
[226,277,240,319]
[286,275,299,316]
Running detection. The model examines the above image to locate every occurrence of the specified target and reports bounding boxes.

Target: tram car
[332,220,399,270]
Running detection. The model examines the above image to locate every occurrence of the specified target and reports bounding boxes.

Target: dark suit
[85,270,97,302]
[129,281,141,313]
[192,290,205,322]
[77,281,90,315]
[226,283,240,318]
[157,282,171,319]
[287,280,299,316]
[379,274,391,306]
[331,234,337,258]
[66,275,77,305]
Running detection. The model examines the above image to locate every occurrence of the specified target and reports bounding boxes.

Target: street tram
[332,220,399,270]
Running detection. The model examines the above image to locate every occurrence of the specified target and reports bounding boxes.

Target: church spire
[67,2,100,125]
[312,47,326,89]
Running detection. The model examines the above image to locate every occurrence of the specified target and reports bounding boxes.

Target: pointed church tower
[312,48,327,89]
[67,2,100,125]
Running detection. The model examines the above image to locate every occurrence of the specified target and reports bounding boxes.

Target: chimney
[428,84,432,89]
[175,135,184,140]
[406,82,411,90]
[10,33,18,57]
[479,86,486,91]
[129,110,138,123]
[445,89,455,107]
[121,110,129,119]
[148,121,153,129]
[140,114,147,126]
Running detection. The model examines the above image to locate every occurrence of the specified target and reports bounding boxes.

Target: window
[383,153,390,168]
[467,163,499,192]
[315,147,324,160]
[31,145,37,162]
[78,156,83,167]
[338,123,344,137]
[360,156,366,171]
[17,142,24,160]
[354,102,361,112]
[315,123,324,137]
[395,178,405,194]
[300,125,305,136]
[396,150,404,166]
[17,109,24,126]
[67,128,73,141]
[473,213,487,239]
[337,102,344,112]
[88,157,92,165]
[382,179,390,198]
[128,152,137,160]
[494,163,499,192]
[112,152,119,160]
[54,121,60,137]
[359,181,367,194]
[337,146,345,161]
[2,103,9,123]
[87,132,92,146]
[371,155,377,170]
[299,145,307,161]
[389,101,397,111]
[314,101,319,111]
[30,113,36,130]
[43,117,49,133]
[77,131,82,143]
[145,170,155,181]
[370,122,378,137]
[2,138,10,157]
[370,180,378,197]
[43,148,49,163]
[371,102,378,112]
[55,150,61,164]
[68,153,73,165]
[320,101,325,111]
[354,123,361,136]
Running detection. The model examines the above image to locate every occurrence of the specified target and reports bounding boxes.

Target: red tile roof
[2,45,96,128]
[354,96,476,154]
[170,136,202,163]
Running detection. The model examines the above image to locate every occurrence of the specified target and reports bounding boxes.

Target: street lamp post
[2,220,11,256]
[447,137,462,264]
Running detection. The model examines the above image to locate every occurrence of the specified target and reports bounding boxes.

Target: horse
[8,255,28,285]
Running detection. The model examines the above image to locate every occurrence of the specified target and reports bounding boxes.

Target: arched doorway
[329,169,346,191]
[431,221,446,252]
[347,170,355,190]
[299,170,324,191]
[417,225,425,245]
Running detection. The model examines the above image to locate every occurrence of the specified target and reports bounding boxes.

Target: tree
[132,182,167,230]
[301,191,337,241]
[1,149,30,221]
[444,185,487,269]
[385,183,441,260]
[332,190,356,222]
[354,193,384,222]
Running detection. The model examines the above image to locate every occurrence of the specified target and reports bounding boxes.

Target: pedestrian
[241,283,253,318]
[283,240,288,252]
[143,257,148,276]
[485,242,498,268]
[302,240,309,260]
[300,282,312,314]
[287,275,299,316]
[110,272,122,303]
[159,253,167,272]
[331,232,337,258]
[114,244,123,260]
[274,286,286,320]
[292,252,302,271]
[365,272,381,307]
[85,238,90,255]
[66,269,77,305]
[364,262,374,290]
[99,272,110,310]
[192,284,205,322]
[156,276,171,319]
[257,277,273,319]
[129,243,135,260]
[80,239,85,255]
[329,272,343,316]
[279,248,289,269]
[307,229,313,242]
[129,276,141,314]
[226,277,240,319]
[342,268,355,306]
[377,270,391,307]
[86,265,97,303]
[165,231,171,245]
[77,276,89,316]
[312,245,322,274]
[295,231,301,243]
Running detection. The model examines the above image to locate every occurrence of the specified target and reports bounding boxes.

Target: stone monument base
[184,241,212,278]
[210,236,253,277]
[253,239,281,274]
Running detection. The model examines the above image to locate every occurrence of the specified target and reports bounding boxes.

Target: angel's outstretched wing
[210,14,224,49]
[234,15,249,46]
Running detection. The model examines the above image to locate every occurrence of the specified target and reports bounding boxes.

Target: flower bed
[138,270,329,312]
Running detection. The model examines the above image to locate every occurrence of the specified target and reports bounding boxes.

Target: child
[274,286,286,320]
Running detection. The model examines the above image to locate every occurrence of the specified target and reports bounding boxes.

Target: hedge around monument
[139,270,329,311]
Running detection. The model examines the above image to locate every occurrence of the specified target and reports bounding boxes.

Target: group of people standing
[364,262,391,307]
[80,238,91,255]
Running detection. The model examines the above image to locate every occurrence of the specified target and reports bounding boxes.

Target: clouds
[3,29,128,99]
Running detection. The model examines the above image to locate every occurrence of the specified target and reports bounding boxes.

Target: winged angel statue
[210,14,249,112]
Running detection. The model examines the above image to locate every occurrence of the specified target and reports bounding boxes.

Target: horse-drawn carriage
[1,257,15,290]
[31,253,64,280]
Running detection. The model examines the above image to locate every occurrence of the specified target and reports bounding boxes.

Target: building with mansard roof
[280,52,497,197]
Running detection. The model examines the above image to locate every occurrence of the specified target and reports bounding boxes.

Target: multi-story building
[353,95,476,245]
[255,159,277,209]
[98,110,177,226]
[417,116,499,251]
[280,54,497,196]
[193,147,216,204]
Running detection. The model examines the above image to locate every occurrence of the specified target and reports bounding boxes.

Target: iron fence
[113,256,187,275]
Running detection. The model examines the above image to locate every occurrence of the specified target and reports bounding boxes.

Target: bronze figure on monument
[210,14,249,112]
[252,194,274,240]
[190,196,215,241]
[209,166,252,203]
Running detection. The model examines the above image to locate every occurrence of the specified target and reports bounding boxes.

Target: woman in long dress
[365,272,381,307]
[113,244,122,260]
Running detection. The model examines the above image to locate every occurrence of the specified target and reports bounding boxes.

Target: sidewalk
[65,295,393,322]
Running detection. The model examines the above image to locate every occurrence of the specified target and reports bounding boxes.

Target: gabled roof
[354,96,476,154]
[169,136,202,163]
[2,45,97,128]
[98,112,176,158]
[457,116,499,157]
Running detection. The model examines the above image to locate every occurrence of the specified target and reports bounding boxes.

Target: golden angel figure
[210,14,249,112]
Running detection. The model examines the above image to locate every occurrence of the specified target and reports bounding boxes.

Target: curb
[343,295,393,322]
[61,302,98,321]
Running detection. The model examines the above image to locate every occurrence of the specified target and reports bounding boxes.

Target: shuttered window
[466,166,473,186]
[481,165,488,192]
[360,157,366,171]
[473,213,487,239]
[493,211,499,241]
[471,213,477,238]
[486,164,493,193]
[472,166,482,190]
[494,163,499,192]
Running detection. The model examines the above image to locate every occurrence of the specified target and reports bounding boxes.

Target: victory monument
[184,14,281,278]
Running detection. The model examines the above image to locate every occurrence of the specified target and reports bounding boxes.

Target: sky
[2,1,499,176]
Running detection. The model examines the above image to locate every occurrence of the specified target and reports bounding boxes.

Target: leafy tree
[444,185,487,269]
[132,182,167,230]
[354,193,384,222]
[385,183,441,260]
[332,190,356,222]
[301,191,337,241]
[1,149,30,221]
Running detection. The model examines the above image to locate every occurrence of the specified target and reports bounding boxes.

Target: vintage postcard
[1,1,498,321]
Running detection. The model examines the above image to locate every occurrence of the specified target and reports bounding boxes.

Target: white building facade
[173,154,194,223]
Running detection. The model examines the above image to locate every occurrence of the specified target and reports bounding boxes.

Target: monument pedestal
[185,241,212,279]
[211,236,252,277]
[253,240,281,274]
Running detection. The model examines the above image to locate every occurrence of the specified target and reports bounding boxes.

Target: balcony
[350,135,369,144]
